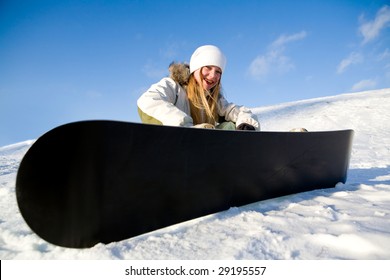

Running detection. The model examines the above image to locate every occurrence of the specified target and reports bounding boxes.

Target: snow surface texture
[1,89,389,260]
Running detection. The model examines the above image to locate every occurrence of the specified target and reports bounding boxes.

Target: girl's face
[194,66,222,91]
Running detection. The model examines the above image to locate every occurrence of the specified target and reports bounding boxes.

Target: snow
[1,88,390,260]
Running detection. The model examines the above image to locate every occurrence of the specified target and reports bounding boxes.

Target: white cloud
[159,42,185,59]
[305,75,313,82]
[248,31,307,80]
[142,61,167,78]
[378,48,390,61]
[248,50,295,79]
[359,5,390,44]
[337,52,364,74]
[248,55,269,78]
[351,79,377,91]
[270,31,307,49]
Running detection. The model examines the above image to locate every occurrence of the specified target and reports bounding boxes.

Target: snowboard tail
[16,121,354,248]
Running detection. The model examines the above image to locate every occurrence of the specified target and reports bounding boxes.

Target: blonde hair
[186,69,221,125]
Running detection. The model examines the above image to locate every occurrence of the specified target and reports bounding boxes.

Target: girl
[137,45,260,130]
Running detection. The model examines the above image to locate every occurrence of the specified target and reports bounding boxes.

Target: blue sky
[1,0,389,146]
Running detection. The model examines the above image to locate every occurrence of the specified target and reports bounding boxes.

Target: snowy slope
[1,89,389,260]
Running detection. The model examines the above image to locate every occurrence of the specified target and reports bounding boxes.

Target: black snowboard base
[16,121,354,248]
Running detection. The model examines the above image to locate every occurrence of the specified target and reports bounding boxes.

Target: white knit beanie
[189,45,227,74]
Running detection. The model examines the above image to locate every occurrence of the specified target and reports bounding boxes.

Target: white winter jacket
[137,64,260,130]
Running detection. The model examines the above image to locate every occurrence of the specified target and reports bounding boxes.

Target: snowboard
[16,121,354,248]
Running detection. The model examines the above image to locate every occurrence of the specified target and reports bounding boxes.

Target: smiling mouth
[205,79,215,86]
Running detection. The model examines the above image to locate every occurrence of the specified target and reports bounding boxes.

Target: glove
[194,123,215,129]
[289,128,308,132]
[236,123,256,131]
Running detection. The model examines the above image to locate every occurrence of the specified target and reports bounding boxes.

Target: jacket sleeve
[218,96,261,130]
[137,78,194,127]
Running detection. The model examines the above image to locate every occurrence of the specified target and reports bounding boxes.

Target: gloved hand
[236,123,256,131]
[194,123,215,129]
[289,128,308,132]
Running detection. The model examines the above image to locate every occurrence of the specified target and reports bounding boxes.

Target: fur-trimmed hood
[169,62,190,86]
